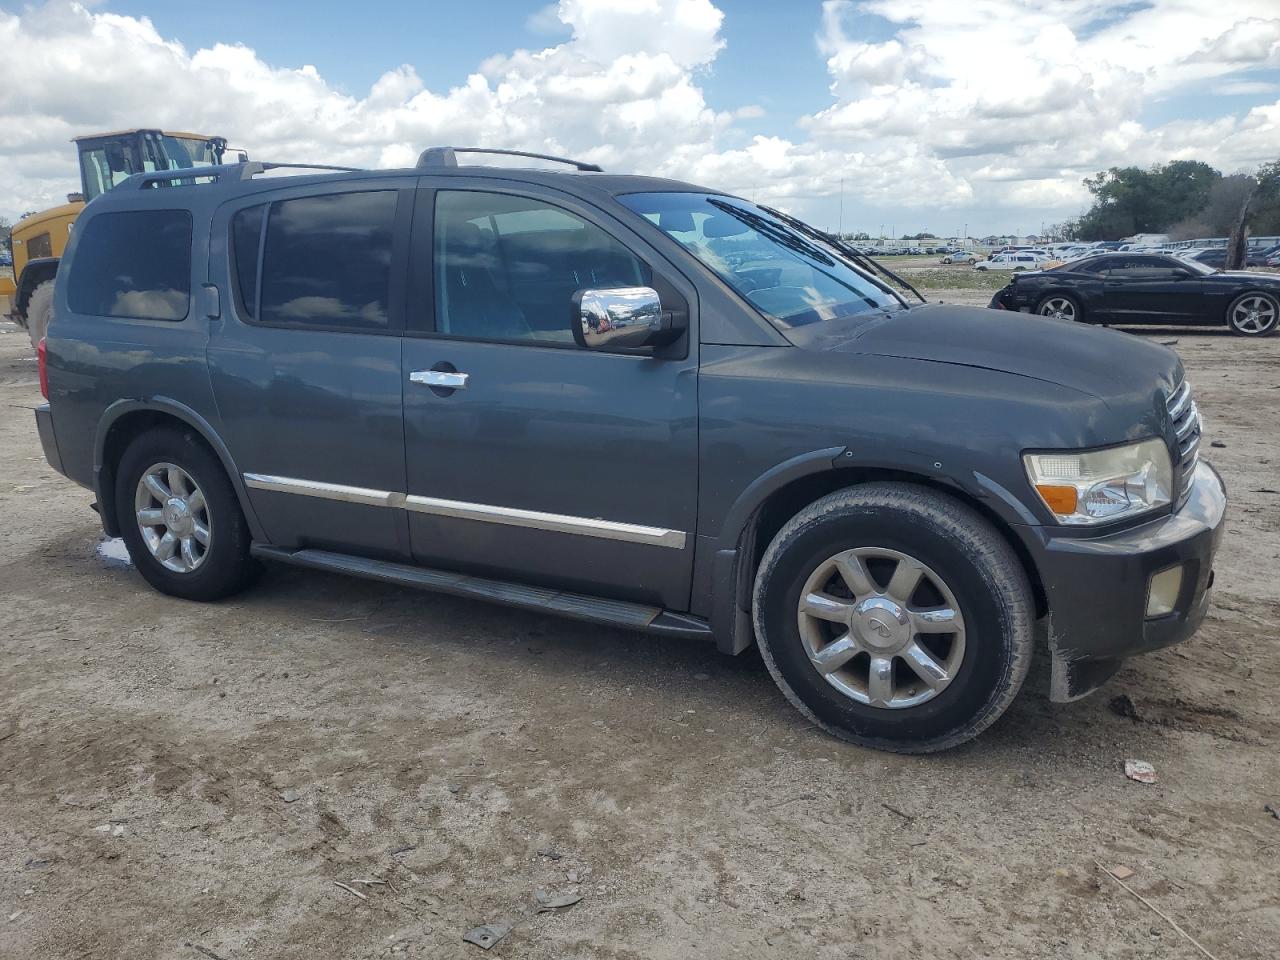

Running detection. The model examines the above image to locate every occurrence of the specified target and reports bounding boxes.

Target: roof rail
[135,161,362,189]
[416,146,603,173]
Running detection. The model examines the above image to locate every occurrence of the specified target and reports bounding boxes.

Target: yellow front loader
[3,129,237,347]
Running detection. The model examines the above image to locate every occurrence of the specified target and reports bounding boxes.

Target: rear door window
[257,191,397,330]
[67,209,192,320]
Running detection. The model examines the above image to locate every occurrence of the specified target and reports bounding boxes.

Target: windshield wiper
[706,199,837,266]
[759,204,927,305]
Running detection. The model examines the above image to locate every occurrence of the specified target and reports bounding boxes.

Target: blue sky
[2,1,1278,234]
[104,0,840,144]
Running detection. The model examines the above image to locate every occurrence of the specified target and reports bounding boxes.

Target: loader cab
[6,128,240,341]
[75,130,231,201]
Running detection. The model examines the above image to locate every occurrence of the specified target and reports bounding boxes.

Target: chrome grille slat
[1166,380,1200,496]
[1167,382,1192,420]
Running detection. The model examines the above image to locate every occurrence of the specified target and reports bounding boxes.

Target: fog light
[1146,565,1183,618]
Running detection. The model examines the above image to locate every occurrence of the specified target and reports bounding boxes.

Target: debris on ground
[1210,440,1226,448]
[1265,803,1280,821]
[1160,339,1179,346]
[1094,861,1218,960]
[185,944,229,960]
[8,911,23,923]
[536,848,563,861]
[280,788,302,803]
[1124,760,1158,784]
[462,920,514,950]
[535,889,583,912]
[1108,694,1141,721]
[333,880,367,901]
[1108,865,1135,880]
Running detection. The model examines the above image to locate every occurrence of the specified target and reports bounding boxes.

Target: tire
[1225,290,1279,337]
[24,280,54,350]
[975,264,988,272]
[1035,293,1083,323]
[114,427,260,601]
[752,483,1034,754]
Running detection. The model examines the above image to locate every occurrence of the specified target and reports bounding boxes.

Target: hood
[813,303,1182,403]
[1215,270,1280,282]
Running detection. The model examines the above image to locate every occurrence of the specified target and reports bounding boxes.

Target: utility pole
[838,178,844,237]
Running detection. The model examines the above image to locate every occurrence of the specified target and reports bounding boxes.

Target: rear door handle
[410,370,469,389]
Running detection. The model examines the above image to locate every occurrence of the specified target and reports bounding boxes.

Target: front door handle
[410,370,469,389]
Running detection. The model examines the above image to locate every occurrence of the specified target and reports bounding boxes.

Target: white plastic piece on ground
[1124,759,1158,784]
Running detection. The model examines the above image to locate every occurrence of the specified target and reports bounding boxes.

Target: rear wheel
[23,280,54,350]
[1036,293,1082,323]
[1226,291,1278,337]
[115,427,260,601]
[752,484,1034,753]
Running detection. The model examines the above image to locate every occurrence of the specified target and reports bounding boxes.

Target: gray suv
[33,147,1226,752]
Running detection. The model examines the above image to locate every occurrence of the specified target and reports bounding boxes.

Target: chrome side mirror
[572,286,676,350]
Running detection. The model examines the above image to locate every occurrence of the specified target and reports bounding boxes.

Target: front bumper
[1018,460,1227,701]
[34,403,66,477]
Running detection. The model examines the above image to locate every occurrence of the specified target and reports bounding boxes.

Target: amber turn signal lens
[1034,484,1078,515]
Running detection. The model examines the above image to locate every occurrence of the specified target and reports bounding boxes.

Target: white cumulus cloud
[0,0,1278,235]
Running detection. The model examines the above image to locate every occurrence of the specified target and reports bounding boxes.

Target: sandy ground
[1,318,1277,960]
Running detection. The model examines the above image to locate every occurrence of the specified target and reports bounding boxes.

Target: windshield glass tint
[619,192,896,328]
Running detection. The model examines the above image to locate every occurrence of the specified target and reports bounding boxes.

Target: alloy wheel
[1230,295,1277,334]
[796,547,966,709]
[134,462,211,573]
[1039,297,1076,321]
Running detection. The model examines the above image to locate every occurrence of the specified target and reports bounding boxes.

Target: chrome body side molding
[242,473,686,549]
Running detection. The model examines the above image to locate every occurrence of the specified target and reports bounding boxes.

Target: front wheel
[115,427,260,601]
[752,484,1034,753]
[1226,291,1278,337]
[1036,293,1083,323]
[23,280,54,350]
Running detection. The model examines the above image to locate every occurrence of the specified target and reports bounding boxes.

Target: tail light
[38,337,49,399]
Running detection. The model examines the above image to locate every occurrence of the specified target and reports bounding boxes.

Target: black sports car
[989,253,1280,337]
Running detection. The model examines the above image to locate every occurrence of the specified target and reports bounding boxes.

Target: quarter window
[231,204,265,320]
[434,190,649,343]
[257,191,397,330]
[67,210,192,321]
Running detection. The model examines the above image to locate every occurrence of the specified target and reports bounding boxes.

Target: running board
[251,546,712,640]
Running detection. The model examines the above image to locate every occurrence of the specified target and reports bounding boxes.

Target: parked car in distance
[990,252,1280,336]
[940,251,977,264]
[1180,247,1267,269]
[975,251,1046,271]
[35,148,1226,753]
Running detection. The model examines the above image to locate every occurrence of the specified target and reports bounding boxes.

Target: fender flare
[93,397,267,542]
[715,446,1037,554]
[706,446,1042,654]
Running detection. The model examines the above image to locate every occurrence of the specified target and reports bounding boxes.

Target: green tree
[1073,161,1221,240]
[1252,160,1280,235]
[0,216,11,257]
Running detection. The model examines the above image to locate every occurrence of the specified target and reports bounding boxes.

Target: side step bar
[251,546,713,640]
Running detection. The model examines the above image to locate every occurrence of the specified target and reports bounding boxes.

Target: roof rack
[135,161,362,189]
[416,146,603,173]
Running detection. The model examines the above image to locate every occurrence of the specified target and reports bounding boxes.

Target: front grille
[1167,380,1201,497]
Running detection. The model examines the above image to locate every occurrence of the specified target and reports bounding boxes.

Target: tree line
[1060,159,1280,243]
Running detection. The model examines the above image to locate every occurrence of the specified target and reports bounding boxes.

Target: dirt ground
[1,316,1277,960]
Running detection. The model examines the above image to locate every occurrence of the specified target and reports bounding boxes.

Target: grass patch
[900,267,1012,290]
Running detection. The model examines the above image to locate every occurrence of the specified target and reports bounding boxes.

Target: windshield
[157,136,220,169]
[1174,256,1215,274]
[619,192,898,329]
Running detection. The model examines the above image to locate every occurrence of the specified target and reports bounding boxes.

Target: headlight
[1024,439,1172,525]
